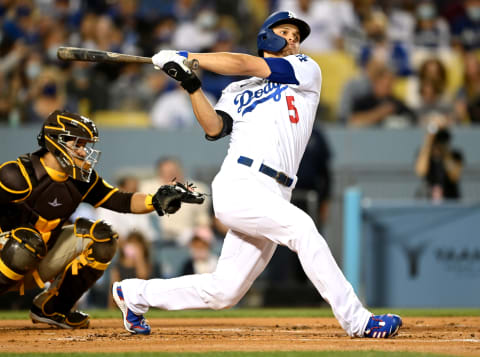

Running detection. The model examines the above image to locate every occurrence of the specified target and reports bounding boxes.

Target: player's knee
[209,290,242,310]
[89,238,118,263]
[207,279,244,310]
[288,211,319,251]
[74,218,118,263]
[0,227,46,286]
[75,218,119,242]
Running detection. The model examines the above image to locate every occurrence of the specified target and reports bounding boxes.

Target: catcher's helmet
[37,110,100,182]
[257,11,310,56]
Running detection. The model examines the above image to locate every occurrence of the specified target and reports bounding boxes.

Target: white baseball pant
[120,158,371,337]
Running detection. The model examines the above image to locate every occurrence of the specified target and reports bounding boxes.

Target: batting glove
[152,50,190,72]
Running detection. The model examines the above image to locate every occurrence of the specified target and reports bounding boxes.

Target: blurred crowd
[1,0,480,128]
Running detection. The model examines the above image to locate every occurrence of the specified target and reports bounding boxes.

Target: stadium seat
[308,51,358,121]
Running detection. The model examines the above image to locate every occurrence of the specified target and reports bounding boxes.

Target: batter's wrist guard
[181,73,202,94]
[162,61,201,94]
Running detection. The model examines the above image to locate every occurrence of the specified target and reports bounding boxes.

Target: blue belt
[237,156,294,187]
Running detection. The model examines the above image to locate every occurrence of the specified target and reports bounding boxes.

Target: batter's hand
[152,50,191,73]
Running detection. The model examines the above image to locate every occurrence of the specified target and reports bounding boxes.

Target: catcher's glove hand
[152,182,205,216]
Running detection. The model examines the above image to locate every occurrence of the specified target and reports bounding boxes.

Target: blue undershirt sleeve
[264,57,299,85]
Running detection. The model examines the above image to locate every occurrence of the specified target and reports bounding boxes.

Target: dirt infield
[1,317,479,355]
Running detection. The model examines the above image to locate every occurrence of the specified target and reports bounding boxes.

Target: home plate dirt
[1,317,479,356]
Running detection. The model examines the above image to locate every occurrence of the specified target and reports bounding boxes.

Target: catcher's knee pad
[74,217,118,263]
[0,227,46,293]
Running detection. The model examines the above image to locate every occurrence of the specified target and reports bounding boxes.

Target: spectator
[341,0,376,59]
[275,0,355,54]
[181,227,218,275]
[415,121,464,201]
[383,0,416,46]
[411,0,451,62]
[412,0,450,50]
[96,175,158,242]
[337,57,384,124]
[69,12,98,49]
[140,157,212,246]
[358,10,413,77]
[406,57,448,107]
[451,0,480,52]
[407,58,455,126]
[454,52,480,124]
[172,7,219,52]
[348,64,415,128]
[108,63,144,110]
[65,61,109,114]
[150,82,217,128]
[149,16,178,53]
[24,66,67,123]
[2,3,40,45]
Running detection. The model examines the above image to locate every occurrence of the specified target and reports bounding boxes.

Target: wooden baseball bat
[57,46,199,70]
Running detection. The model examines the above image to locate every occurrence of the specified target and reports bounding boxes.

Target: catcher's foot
[364,313,402,338]
[30,304,90,329]
[112,282,151,335]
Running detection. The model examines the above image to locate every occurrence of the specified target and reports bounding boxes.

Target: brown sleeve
[0,160,31,203]
[99,190,134,213]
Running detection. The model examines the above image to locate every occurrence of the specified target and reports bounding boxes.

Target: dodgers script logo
[234,81,288,116]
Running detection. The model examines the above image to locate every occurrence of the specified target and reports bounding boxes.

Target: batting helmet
[37,110,100,182]
[257,11,310,57]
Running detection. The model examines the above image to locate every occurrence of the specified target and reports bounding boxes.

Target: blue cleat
[112,282,151,335]
[364,313,402,338]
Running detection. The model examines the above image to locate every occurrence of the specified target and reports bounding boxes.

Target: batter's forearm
[190,90,224,136]
[187,52,271,78]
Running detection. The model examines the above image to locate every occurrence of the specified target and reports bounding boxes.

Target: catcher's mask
[257,11,310,57]
[37,110,101,182]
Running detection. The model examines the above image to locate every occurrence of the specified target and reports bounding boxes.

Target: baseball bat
[57,46,199,70]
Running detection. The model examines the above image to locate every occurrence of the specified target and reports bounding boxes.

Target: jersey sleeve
[81,171,118,207]
[266,54,321,93]
[0,160,32,203]
[283,54,322,93]
[81,171,134,212]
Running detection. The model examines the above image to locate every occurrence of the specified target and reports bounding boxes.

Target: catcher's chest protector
[1,153,84,244]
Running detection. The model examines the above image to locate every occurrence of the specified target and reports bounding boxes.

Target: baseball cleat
[112,282,151,335]
[364,313,402,338]
[30,304,90,329]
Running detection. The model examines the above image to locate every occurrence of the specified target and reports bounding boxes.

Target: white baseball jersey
[215,54,322,179]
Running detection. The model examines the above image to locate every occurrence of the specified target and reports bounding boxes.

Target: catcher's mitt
[152,182,205,216]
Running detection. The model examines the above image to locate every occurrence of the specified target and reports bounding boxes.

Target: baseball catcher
[0,110,204,329]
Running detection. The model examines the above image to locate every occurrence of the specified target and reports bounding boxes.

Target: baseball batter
[113,11,402,338]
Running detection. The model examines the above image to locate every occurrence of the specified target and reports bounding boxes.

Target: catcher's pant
[120,157,371,337]
[18,225,92,290]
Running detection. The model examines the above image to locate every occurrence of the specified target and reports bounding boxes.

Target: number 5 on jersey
[286,95,299,123]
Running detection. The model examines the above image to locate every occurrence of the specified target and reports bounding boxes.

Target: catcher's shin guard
[31,218,118,329]
[0,228,46,294]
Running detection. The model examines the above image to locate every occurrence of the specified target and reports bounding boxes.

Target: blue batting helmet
[257,11,310,56]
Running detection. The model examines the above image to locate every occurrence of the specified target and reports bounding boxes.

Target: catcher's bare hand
[152,182,205,216]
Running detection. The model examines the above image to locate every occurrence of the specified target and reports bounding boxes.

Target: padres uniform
[120,53,372,337]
